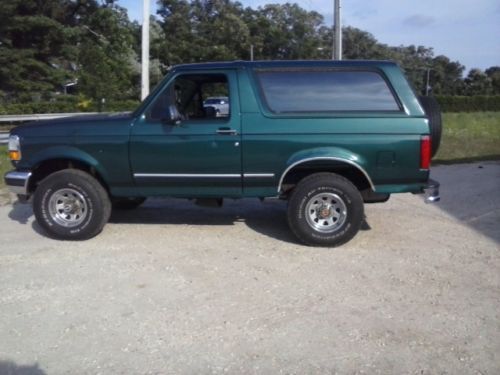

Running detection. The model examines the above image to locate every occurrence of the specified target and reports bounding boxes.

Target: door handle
[216,127,238,135]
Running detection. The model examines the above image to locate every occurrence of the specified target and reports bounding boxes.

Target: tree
[245,3,323,60]
[464,69,493,96]
[427,56,465,95]
[77,3,138,101]
[156,0,250,64]
[485,66,500,95]
[156,0,196,65]
[0,0,139,103]
[0,0,496,103]
[0,0,83,101]
[343,27,389,60]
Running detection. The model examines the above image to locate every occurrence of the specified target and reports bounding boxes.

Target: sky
[120,0,500,72]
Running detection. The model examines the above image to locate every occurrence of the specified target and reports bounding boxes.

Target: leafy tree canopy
[0,0,497,104]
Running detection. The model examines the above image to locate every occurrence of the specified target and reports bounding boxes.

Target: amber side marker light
[9,150,21,161]
[8,135,21,161]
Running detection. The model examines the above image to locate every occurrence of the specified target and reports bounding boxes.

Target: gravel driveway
[0,162,499,374]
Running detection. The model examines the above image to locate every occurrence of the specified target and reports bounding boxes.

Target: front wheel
[33,169,111,240]
[287,173,364,247]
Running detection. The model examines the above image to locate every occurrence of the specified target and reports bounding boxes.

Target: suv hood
[11,112,134,138]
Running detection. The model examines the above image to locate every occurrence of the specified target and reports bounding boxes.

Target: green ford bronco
[5,60,441,246]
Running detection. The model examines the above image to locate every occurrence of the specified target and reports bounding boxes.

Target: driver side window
[147,73,230,121]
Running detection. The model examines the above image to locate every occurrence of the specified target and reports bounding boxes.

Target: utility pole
[333,0,342,60]
[250,45,254,61]
[141,0,150,100]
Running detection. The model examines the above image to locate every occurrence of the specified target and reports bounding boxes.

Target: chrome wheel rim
[305,192,347,233]
[48,188,88,228]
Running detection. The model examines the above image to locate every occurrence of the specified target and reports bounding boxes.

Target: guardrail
[0,112,104,123]
[0,131,8,145]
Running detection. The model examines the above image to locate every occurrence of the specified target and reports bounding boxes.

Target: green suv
[5,60,441,246]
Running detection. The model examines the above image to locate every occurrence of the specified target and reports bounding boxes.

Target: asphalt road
[0,162,499,374]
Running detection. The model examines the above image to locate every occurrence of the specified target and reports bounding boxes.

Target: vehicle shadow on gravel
[109,198,373,245]
[7,197,372,243]
[0,360,46,375]
[109,198,300,244]
[7,200,33,225]
[7,201,52,238]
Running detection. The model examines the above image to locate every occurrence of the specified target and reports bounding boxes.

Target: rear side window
[256,70,400,112]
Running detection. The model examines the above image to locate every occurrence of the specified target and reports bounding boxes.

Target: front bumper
[4,171,32,195]
[422,178,440,203]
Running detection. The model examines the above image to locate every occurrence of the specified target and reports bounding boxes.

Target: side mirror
[162,105,182,125]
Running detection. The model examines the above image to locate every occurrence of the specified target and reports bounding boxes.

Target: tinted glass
[256,70,400,112]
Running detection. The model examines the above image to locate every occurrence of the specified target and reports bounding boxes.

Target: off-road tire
[287,173,364,247]
[33,169,111,240]
[419,95,442,157]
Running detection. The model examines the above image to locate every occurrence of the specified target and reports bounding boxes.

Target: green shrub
[435,96,500,112]
[0,96,140,115]
[105,100,140,112]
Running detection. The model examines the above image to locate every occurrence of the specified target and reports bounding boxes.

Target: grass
[0,145,10,190]
[0,113,498,189]
[434,112,500,163]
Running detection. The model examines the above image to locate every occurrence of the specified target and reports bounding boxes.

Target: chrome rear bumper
[4,171,32,195]
[423,178,440,203]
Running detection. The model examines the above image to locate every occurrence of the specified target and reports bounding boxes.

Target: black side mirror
[162,105,182,125]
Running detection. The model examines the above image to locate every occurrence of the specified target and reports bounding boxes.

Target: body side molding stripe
[243,173,275,178]
[134,173,275,178]
[134,173,240,178]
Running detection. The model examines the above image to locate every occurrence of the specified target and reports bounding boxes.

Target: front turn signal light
[9,150,21,161]
[8,135,21,161]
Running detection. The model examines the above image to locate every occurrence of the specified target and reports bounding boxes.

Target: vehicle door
[129,71,242,197]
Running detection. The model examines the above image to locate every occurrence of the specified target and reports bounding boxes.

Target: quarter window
[256,70,400,112]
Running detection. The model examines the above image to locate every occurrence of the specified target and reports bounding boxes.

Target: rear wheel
[33,169,111,240]
[287,173,364,247]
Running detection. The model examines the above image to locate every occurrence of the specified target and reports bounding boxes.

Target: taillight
[420,135,431,169]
